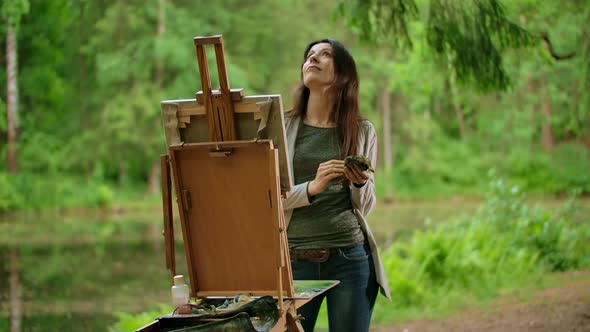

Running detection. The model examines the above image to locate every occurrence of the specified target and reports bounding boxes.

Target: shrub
[0,172,115,212]
[109,305,172,332]
[374,175,589,322]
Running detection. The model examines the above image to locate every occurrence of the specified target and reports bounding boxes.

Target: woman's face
[302,42,335,89]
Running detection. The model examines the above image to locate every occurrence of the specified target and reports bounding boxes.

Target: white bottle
[171,275,190,308]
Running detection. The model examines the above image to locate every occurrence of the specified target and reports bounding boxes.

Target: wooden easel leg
[161,154,176,282]
[285,305,304,332]
[270,301,303,332]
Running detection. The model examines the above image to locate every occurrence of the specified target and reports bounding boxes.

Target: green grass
[370,179,589,325]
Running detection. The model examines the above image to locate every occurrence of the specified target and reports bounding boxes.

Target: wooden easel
[193,35,242,142]
[155,35,337,332]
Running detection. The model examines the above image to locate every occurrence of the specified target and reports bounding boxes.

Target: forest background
[1,0,589,206]
[0,0,589,331]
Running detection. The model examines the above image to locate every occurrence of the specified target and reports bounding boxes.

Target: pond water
[0,197,587,331]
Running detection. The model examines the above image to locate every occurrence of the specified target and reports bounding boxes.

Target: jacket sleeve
[282,182,312,211]
[350,121,377,217]
[280,112,313,211]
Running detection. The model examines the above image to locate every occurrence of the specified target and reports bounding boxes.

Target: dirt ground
[371,271,590,332]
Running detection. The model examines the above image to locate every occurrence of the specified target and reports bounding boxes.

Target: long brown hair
[291,38,361,158]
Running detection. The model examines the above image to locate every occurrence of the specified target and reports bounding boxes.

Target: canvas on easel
[161,95,292,193]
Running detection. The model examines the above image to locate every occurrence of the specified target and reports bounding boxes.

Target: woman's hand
[308,160,345,196]
[344,164,370,186]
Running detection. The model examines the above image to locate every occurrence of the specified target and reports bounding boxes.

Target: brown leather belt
[289,248,345,263]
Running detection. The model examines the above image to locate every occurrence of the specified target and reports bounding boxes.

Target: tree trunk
[6,19,19,174]
[378,82,395,203]
[454,105,465,139]
[540,78,555,150]
[151,220,163,254]
[447,53,466,139]
[433,95,441,114]
[0,250,8,327]
[391,92,402,170]
[156,0,166,87]
[448,74,465,139]
[527,76,537,146]
[78,3,91,131]
[379,84,392,171]
[119,161,128,187]
[148,0,167,194]
[148,162,160,194]
[9,248,22,332]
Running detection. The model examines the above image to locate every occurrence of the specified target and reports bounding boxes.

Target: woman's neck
[304,89,335,128]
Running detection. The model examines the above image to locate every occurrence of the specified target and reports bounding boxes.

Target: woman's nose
[308,53,319,63]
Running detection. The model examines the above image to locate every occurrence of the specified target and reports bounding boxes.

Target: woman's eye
[305,50,331,60]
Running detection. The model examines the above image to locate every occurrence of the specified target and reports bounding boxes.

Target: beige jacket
[282,113,391,300]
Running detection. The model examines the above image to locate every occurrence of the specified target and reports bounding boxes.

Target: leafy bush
[388,133,487,197]
[0,172,26,211]
[378,117,590,198]
[498,143,590,194]
[479,175,587,271]
[0,171,115,212]
[547,143,590,193]
[373,175,590,322]
[109,305,172,332]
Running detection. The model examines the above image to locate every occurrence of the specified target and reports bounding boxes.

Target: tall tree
[89,0,167,186]
[2,0,28,174]
[2,3,29,330]
[8,248,21,332]
[5,14,17,174]
[147,0,166,194]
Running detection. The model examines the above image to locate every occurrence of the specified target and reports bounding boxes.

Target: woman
[282,38,391,332]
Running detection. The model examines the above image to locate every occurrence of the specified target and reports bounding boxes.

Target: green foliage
[0,172,25,211]
[109,305,172,332]
[355,1,589,200]
[375,113,487,197]
[498,144,590,194]
[1,314,115,331]
[0,0,29,27]
[427,0,536,91]
[336,0,537,91]
[479,176,588,270]
[0,171,114,212]
[335,0,418,49]
[547,144,590,192]
[0,97,5,132]
[373,106,590,198]
[1,0,589,209]
[373,176,590,322]
[583,14,590,111]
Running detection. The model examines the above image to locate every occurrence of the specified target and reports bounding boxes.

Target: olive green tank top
[287,123,365,249]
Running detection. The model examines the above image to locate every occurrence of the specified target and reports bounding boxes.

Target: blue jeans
[290,244,378,332]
